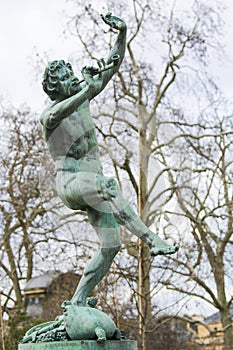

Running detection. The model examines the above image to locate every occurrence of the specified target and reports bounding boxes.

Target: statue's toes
[150,245,179,256]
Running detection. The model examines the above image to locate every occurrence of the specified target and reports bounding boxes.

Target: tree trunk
[212,254,233,349]
[4,235,23,309]
[220,307,233,350]
[0,293,5,350]
[138,126,152,350]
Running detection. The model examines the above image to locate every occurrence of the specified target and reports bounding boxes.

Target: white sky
[0,0,75,110]
[0,0,233,112]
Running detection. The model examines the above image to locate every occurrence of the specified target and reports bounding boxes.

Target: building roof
[205,304,233,323]
[24,270,61,291]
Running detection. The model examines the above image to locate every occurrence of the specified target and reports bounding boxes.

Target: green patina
[20,12,179,347]
[40,12,178,309]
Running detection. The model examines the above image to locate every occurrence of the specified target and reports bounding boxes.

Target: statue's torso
[43,101,99,162]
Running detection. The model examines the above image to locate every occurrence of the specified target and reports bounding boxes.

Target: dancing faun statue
[20,12,179,346]
[40,12,179,308]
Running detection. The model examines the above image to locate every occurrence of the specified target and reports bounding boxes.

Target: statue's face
[56,66,80,99]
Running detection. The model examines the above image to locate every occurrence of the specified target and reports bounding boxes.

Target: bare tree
[152,104,233,349]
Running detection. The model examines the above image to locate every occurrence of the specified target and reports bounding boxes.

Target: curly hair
[42,60,74,101]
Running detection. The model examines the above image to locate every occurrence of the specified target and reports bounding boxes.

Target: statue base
[18,339,137,350]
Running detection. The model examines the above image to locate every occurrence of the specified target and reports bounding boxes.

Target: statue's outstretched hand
[82,65,103,91]
[101,12,126,31]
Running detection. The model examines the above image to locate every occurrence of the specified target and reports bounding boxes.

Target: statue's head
[42,60,79,101]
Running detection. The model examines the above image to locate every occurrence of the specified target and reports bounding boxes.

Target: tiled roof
[24,270,61,290]
[205,305,233,323]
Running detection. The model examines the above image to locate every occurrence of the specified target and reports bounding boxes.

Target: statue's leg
[96,177,179,256]
[71,208,121,306]
[63,172,178,259]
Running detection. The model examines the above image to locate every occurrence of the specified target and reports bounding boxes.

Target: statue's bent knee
[113,209,132,226]
[97,176,119,201]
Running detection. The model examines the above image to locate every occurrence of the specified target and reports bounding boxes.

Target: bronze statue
[40,13,179,308]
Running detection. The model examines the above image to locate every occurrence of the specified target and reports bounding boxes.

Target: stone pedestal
[18,340,137,350]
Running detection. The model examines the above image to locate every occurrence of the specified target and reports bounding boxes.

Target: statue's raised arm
[87,12,127,99]
[40,13,127,129]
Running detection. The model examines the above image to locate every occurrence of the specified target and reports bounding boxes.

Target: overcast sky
[0,0,74,110]
[0,0,233,112]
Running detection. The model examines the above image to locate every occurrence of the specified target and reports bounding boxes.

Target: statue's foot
[70,297,98,308]
[73,300,86,307]
[143,231,179,257]
[150,244,179,256]
[64,298,86,307]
